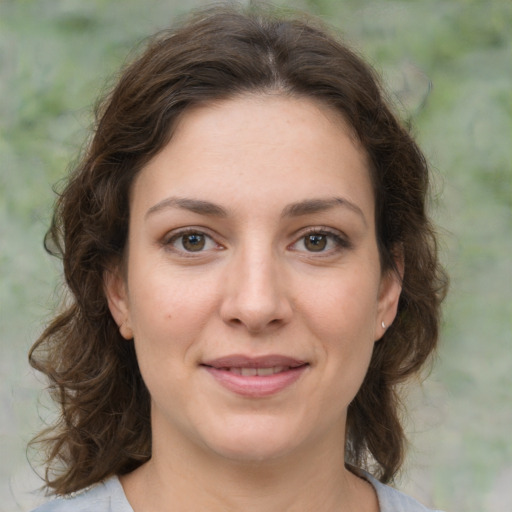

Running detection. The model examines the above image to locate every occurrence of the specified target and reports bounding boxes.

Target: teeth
[228,366,287,376]
[240,368,258,376]
[256,367,276,376]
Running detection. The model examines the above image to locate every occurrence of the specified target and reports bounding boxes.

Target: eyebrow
[145,197,228,219]
[281,197,367,226]
[145,195,366,225]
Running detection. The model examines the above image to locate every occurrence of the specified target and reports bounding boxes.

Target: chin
[211,440,296,464]
[200,416,302,463]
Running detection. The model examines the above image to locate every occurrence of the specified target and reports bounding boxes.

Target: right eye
[166,230,219,253]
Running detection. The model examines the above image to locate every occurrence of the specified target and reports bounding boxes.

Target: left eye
[304,234,329,252]
[291,231,347,253]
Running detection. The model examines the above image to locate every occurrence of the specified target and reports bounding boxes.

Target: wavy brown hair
[29,3,448,495]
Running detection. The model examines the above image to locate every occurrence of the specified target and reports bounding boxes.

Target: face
[106,95,401,465]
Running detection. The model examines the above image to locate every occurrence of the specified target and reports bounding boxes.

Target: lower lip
[203,366,308,397]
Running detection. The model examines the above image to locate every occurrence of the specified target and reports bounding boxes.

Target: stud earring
[381,321,386,329]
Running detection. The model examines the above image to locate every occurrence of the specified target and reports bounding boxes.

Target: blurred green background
[1,0,510,510]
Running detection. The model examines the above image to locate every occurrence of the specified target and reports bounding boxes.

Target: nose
[219,245,293,333]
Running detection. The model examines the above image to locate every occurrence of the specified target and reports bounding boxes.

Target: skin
[105,95,402,512]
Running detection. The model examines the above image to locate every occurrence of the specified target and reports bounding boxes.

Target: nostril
[220,280,294,332]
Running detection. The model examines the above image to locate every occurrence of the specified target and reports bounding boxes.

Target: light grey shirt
[32,473,444,512]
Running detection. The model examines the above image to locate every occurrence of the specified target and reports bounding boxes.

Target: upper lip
[201,354,308,369]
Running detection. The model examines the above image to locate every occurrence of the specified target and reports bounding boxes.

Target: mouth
[215,366,297,376]
[201,355,309,397]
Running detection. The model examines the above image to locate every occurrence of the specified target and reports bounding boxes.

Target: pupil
[183,234,205,251]
[305,234,327,252]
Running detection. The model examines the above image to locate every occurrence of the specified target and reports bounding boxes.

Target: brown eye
[304,234,327,252]
[166,230,220,255]
[181,233,206,251]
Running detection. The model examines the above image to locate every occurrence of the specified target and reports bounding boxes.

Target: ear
[103,268,133,340]
[375,251,404,341]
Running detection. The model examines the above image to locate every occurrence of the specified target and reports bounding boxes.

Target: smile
[222,366,289,376]
[201,355,309,397]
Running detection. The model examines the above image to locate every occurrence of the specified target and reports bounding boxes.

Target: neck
[121,424,377,512]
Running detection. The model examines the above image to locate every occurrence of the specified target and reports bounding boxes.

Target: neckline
[105,471,385,512]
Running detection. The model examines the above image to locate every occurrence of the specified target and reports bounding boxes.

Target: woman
[30,4,448,511]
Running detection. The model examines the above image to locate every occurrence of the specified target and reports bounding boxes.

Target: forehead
[171,93,362,157]
[131,94,374,221]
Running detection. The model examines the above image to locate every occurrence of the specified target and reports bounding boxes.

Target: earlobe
[376,269,402,340]
[376,251,404,340]
[103,269,133,340]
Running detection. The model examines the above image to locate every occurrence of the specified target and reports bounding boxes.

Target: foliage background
[1,0,510,510]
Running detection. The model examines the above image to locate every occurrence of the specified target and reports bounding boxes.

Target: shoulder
[363,471,445,512]
[31,476,133,512]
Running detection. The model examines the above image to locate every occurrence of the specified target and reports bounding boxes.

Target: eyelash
[291,227,352,253]
[162,228,221,255]
[161,227,351,255]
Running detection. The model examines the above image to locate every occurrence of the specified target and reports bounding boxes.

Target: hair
[29,2,448,495]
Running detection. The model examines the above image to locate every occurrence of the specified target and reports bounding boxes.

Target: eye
[290,229,350,254]
[304,233,329,252]
[166,230,219,253]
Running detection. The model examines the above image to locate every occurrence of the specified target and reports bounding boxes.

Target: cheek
[302,271,380,339]
[300,271,379,388]
[127,266,220,352]
[128,278,207,400]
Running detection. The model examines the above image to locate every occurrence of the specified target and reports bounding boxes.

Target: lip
[201,354,309,397]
